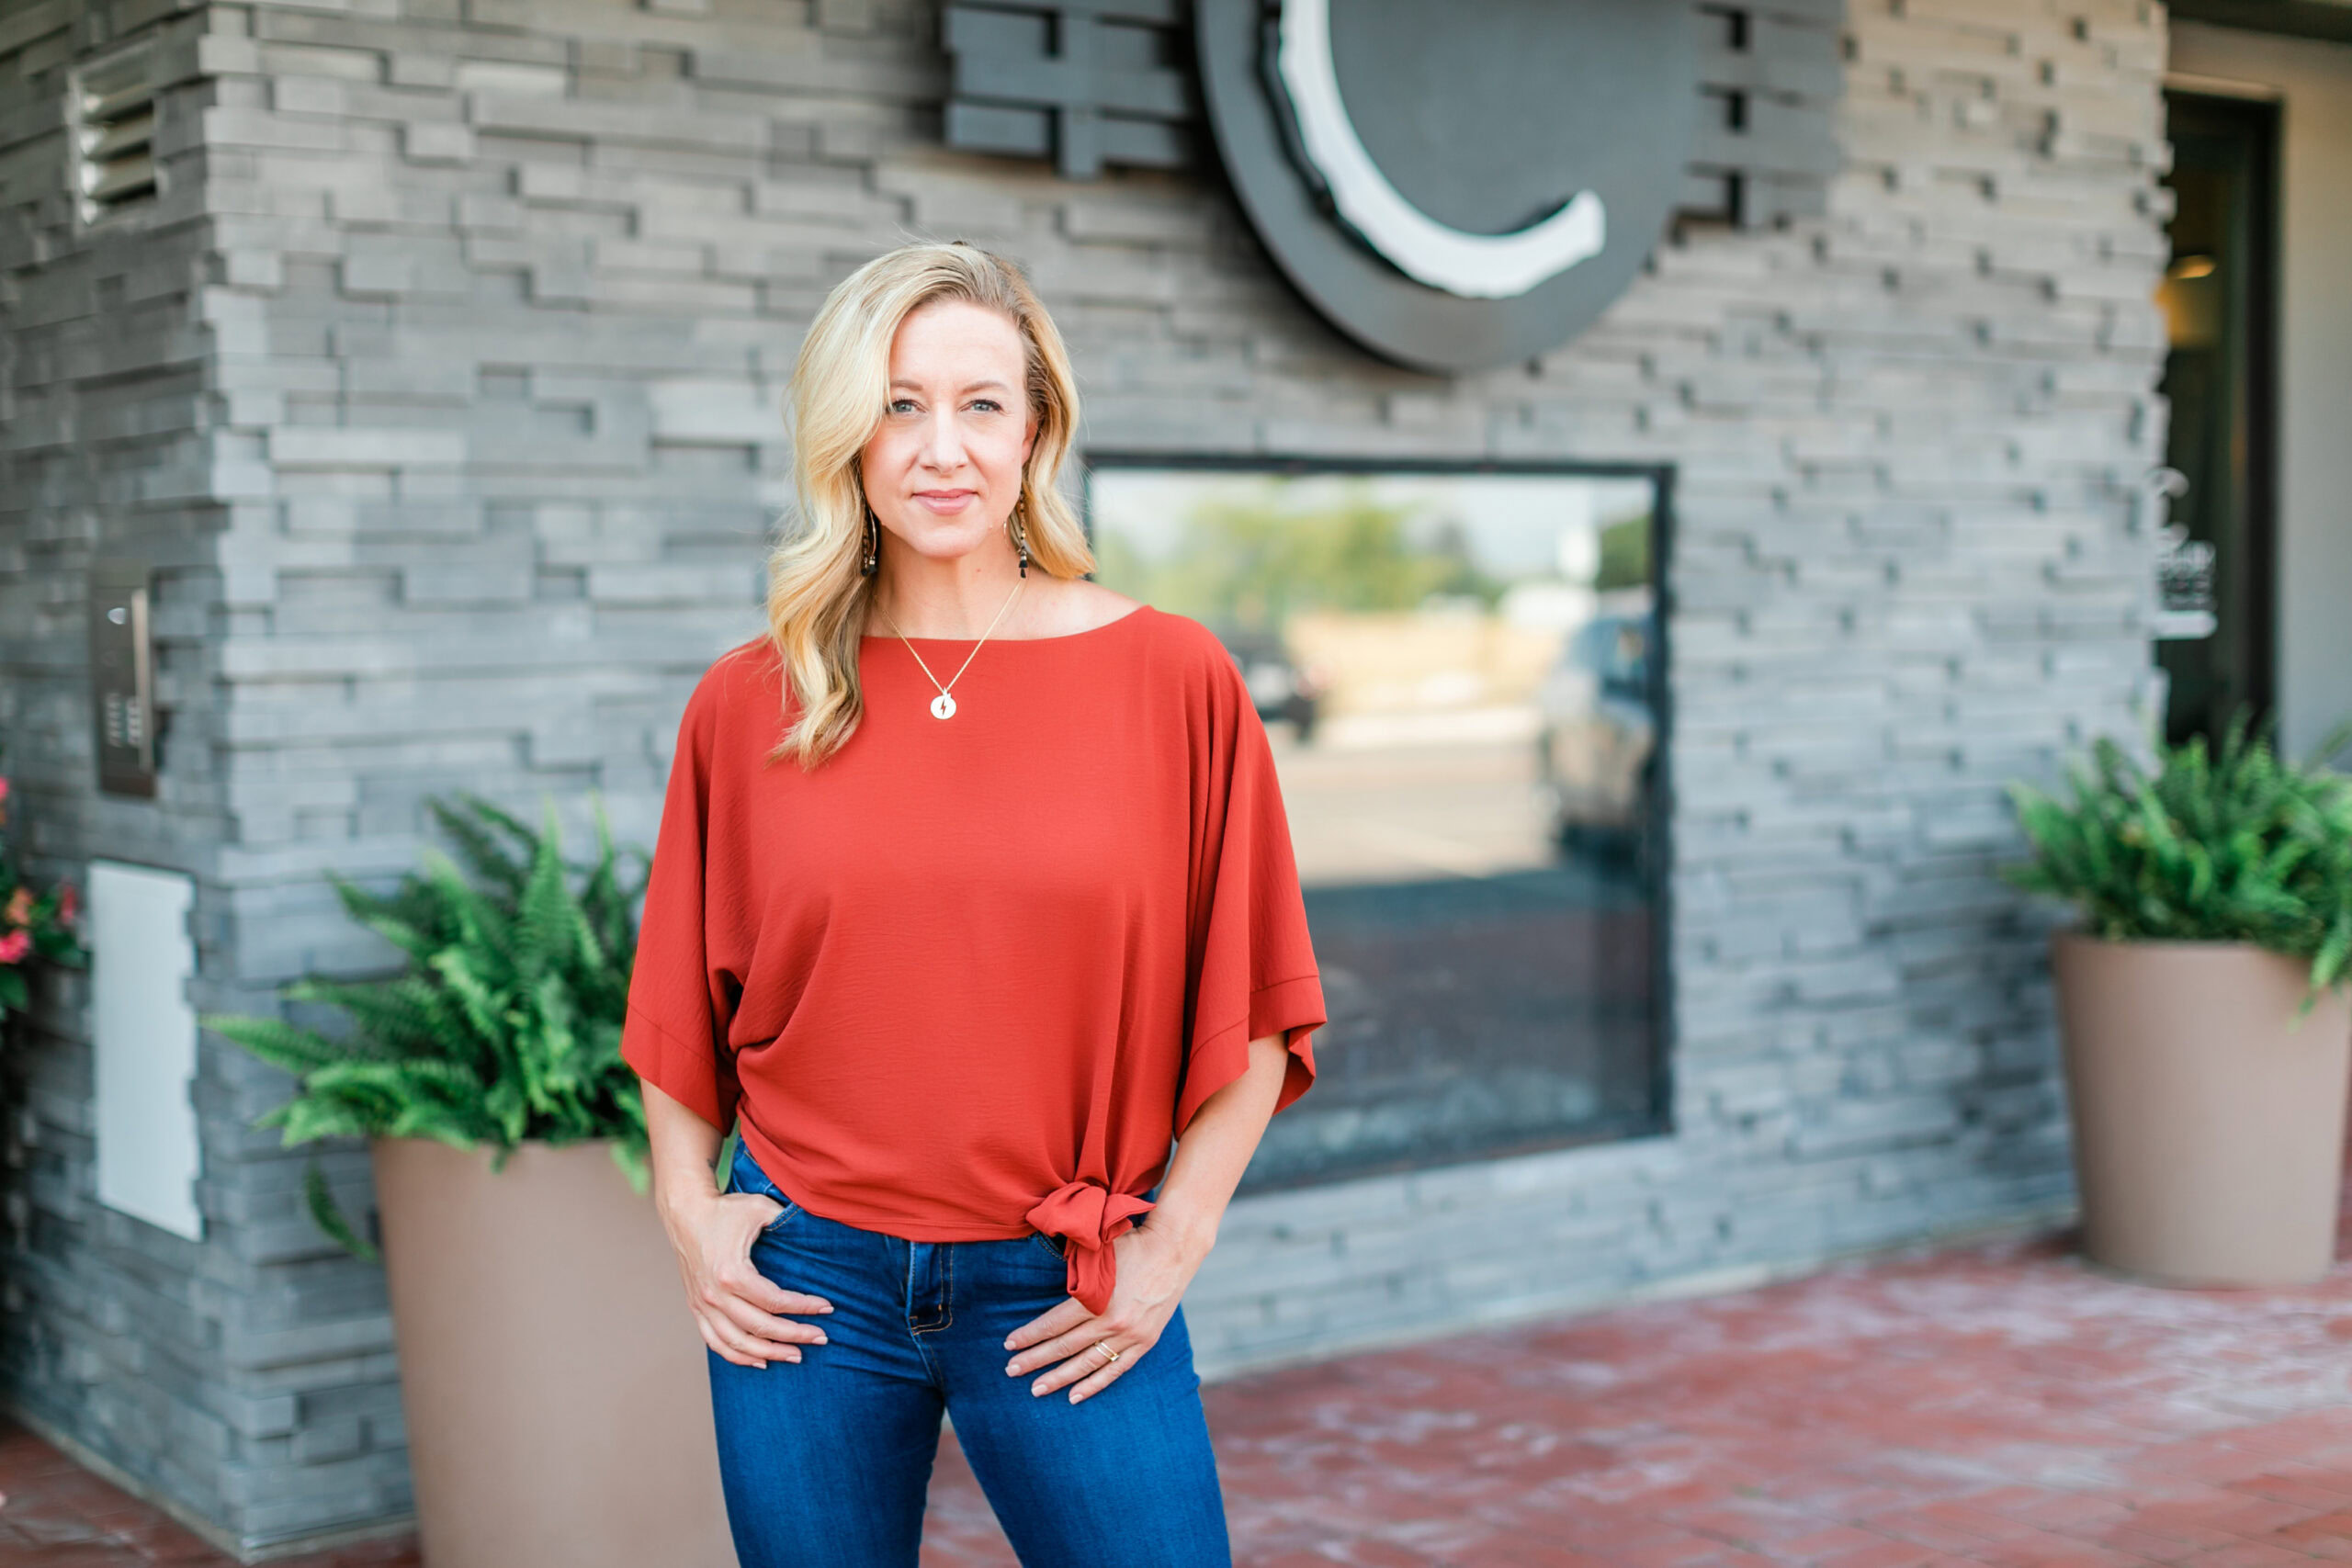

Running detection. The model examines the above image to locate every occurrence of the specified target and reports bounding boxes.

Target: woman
[620,240,1327,1568]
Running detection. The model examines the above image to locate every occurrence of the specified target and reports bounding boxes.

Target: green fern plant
[2001,705,2352,1022]
[201,792,654,1261]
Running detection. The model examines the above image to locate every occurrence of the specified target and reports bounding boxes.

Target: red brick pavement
[5,1178,2350,1567]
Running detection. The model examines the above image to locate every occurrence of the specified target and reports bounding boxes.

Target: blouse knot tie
[1026,1179,1155,1316]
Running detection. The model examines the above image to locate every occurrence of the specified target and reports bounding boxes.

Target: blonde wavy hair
[762,240,1093,769]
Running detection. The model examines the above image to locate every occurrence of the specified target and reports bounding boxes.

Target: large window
[1083,457,1674,1191]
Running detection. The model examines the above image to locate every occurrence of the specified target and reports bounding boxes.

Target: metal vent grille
[73,43,160,224]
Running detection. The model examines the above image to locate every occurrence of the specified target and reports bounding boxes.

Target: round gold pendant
[930,693,956,719]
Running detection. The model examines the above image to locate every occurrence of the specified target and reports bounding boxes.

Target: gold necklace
[877,579,1026,720]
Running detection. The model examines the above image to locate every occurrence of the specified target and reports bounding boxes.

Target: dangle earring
[860,506,879,577]
[1010,500,1030,579]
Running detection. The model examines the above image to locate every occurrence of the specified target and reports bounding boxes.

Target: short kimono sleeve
[1173,647,1327,1138]
[620,671,743,1134]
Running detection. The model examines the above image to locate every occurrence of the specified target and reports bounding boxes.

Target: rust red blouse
[620,604,1326,1314]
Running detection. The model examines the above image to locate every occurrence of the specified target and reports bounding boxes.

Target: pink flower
[0,776,11,805]
[2,888,28,927]
[56,882,77,928]
[0,931,28,965]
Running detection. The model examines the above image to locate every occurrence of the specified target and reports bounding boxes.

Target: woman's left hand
[1003,1220,1202,1404]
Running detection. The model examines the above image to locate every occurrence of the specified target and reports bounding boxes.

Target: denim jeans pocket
[1029,1229,1068,1260]
[729,1141,803,1235]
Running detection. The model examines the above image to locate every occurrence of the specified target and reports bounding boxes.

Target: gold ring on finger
[1093,1339,1120,1364]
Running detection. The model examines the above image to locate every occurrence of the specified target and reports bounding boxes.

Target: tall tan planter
[370,1136,737,1568]
[2051,929,2352,1287]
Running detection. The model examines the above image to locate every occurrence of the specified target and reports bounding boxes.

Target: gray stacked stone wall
[0,0,281,1555]
[0,0,2170,1554]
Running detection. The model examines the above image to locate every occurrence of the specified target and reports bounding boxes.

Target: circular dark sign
[1195,0,1699,373]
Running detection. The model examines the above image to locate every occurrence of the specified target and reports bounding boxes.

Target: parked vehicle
[1534,609,1657,874]
[1213,625,1328,742]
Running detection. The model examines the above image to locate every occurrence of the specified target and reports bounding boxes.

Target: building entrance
[2155,90,2280,747]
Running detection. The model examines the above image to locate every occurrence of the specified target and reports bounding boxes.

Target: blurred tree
[1594,510,1652,592]
[1104,479,1509,632]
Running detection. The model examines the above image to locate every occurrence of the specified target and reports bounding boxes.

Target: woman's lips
[912,491,977,513]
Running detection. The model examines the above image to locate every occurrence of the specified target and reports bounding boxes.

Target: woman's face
[859,299,1038,566]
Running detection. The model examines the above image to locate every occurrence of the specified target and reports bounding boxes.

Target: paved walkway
[4,1179,2349,1567]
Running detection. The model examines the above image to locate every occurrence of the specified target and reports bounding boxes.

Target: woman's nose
[919,406,967,468]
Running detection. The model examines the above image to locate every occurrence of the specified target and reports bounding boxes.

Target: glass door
[2154,91,2278,747]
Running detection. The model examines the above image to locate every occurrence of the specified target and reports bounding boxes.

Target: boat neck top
[620,603,1327,1314]
[855,600,1151,643]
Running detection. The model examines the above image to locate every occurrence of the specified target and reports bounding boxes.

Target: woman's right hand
[662,1188,835,1369]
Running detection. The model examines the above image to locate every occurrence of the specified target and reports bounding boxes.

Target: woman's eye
[969,398,1001,413]
[888,399,918,414]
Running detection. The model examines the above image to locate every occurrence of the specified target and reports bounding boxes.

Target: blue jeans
[707,1137,1233,1567]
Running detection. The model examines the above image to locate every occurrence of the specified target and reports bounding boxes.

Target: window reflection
[1085,464,1668,1190]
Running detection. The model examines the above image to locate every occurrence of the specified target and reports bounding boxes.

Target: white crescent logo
[1274,0,1608,299]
